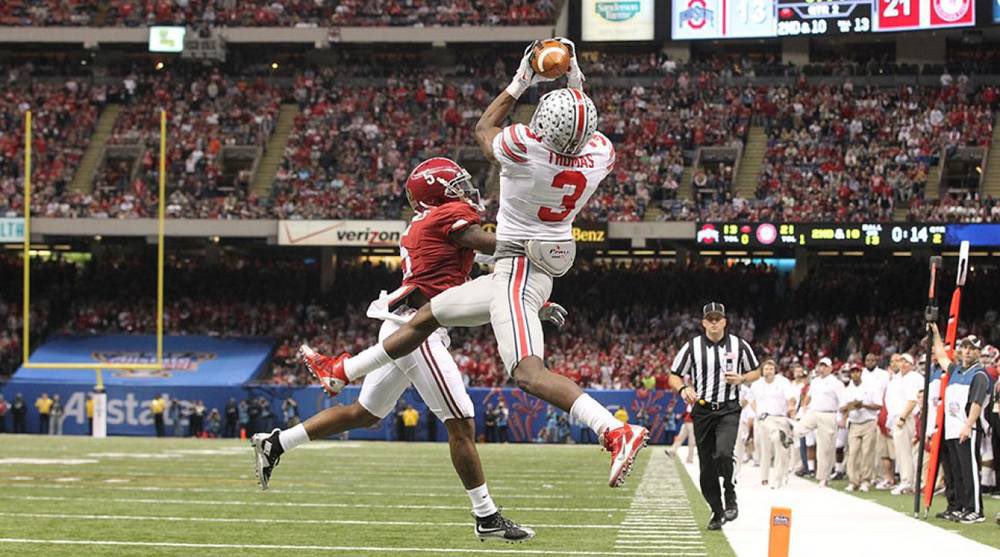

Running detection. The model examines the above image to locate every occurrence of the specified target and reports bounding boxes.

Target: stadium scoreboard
[671,0,974,39]
[696,222,1000,248]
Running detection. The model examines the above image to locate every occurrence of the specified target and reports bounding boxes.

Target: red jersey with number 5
[399,201,481,300]
[491,122,615,242]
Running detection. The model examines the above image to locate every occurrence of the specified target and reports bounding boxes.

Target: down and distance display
[672,0,974,39]
[697,223,1000,247]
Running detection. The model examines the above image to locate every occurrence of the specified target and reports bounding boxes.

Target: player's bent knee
[405,306,441,337]
[444,417,476,441]
[351,403,382,428]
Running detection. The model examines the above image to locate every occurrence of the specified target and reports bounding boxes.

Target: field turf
[0,435,723,556]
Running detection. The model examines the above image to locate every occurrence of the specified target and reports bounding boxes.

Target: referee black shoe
[707,512,724,531]
[475,508,535,543]
[724,496,739,523]
[934,509,959,520]
[250,428,283,491]
[958,511,985,524]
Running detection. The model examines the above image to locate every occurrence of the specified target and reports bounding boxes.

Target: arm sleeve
[968,372,991,406]
[739,338,760,373]
[671,340,693,378]
[492,124,530,166]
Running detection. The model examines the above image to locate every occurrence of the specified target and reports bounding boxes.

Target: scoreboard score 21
[671,0,973,39]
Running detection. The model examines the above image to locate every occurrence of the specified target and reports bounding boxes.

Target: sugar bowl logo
[91,351,217,378]
[933,0,970,22]
[680,0,715,29]
[595,1,642,22]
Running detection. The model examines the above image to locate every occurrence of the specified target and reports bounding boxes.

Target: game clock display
[671,0,974,39]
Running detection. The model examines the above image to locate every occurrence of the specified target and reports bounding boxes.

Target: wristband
[505,79,528,100]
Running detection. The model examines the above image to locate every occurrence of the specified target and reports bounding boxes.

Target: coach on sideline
[668,303,761,530]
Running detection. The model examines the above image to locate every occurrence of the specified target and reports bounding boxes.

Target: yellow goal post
[20,109,169,384]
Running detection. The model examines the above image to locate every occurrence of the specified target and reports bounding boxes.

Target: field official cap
[900,353,915,365]
[961,335,983,350]
[703,302,726,319]
[818,357,832,367]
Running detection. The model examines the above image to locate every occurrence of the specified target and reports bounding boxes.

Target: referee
[668,303,761,530]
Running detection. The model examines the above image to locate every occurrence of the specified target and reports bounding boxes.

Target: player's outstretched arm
[452,223,496,255]
[475,41,550,162]
[475,92,517,163]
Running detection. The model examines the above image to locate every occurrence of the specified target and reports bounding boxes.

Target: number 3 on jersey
[538,170,587,222]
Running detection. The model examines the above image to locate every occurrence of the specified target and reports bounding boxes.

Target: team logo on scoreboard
[680,0,715,29]
[595,1,642,22]
[932,0,971,22]
[756,223,778,245]
[697,223,720,244]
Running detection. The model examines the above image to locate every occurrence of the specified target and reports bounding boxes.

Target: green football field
[0,435,729,556]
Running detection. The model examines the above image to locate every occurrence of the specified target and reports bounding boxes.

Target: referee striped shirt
[671,333,760,404]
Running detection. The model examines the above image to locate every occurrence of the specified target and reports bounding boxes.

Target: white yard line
[615,451,707,556]
[0,537,700,556]
[0,494,627,513]
[0,481,633,500]
[681,457,997,557]
[0,511,627,530]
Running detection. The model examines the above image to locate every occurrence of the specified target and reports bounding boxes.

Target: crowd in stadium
[5,0,561,27]
[1,54,999,223]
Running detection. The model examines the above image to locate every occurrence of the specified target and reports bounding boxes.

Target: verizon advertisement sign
[278,220,407,247]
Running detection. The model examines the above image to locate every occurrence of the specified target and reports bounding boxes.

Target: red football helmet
[405,157,483,212]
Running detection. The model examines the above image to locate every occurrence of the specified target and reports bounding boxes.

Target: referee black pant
[692,402,740,515]
[941,433,983,514]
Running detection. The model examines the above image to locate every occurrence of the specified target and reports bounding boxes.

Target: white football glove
[539,301,568,328]
[505,40,556,99]
[554,36,585,90]
[474,252,495,265]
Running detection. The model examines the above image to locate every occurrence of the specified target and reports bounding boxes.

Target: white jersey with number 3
[491,123,615,242]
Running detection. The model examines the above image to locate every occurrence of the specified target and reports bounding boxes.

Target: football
[532,39,571,79]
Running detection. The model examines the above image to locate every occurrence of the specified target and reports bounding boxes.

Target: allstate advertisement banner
[582,0,656,41]
[0,218,25,242]
[11,335,274,387]
[278,220,407,247]
[1,382,685,443]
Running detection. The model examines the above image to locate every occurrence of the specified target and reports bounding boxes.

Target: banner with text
[278,220,407,247]
[1,382,683,444]
[0,218,25,242]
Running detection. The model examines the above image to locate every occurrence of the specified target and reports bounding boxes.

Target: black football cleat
[475,508,535,543]
[251,428,283,490]
[707,512,725,530]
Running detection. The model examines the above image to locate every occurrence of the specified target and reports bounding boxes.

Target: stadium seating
[0,0,98,25]
[2,56,997,223]
[0,77,107,219]
[753,83,993,222]
[97,0,560,27]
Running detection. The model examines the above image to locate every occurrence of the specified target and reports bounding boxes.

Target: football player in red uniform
[251,158,541,542]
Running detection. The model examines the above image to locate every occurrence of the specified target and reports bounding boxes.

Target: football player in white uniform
[303,39,648,488]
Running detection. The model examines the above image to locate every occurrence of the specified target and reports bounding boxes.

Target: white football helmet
[529,88,598,156]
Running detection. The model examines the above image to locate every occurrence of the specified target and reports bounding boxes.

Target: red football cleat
[601,423,649,488]
[299,344,350,397]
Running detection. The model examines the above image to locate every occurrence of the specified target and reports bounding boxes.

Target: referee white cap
[900,353,915,365]
[702,302,726,319]
[818,357,832,367]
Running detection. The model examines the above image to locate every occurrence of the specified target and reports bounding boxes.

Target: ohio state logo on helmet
[529,88,598,156]
[405,157,483,212]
